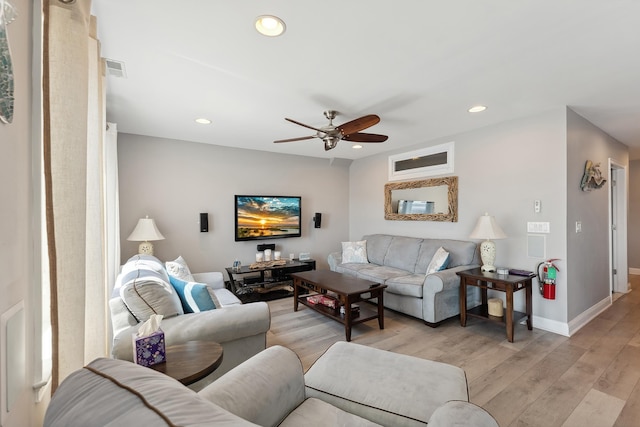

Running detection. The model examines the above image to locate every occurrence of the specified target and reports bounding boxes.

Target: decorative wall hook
[580,160,606,191]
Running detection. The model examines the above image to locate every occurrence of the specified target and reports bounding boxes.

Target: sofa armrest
[428,401,499,427]
[192,271,225,289]
[327,251,342,271]
[199,346,305,427]
[111,302,271,361]
[108,297,138,337]
[424,265,479,294]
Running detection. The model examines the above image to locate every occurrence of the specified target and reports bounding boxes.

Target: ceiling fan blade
[285,118,326,133]
[274,136,316,143]
[337,114,380,135]
[342,132,388,143]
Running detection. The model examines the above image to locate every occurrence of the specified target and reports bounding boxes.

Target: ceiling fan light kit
[274,110,388,151]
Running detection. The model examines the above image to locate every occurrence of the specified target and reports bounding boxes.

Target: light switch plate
[527,222,550,233]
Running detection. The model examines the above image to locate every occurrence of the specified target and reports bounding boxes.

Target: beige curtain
[43,0,109,391]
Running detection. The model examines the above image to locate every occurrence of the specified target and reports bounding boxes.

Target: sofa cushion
[362,234,394,265]
[280,398,383,427]
[356,265,409,284]
[335,263,375,277]
[384,274,425,297]
[44,358,257,427]
[169,275,217,313]
[415,239,477,273]
[120,269,184,322]
[342,240,369,263]
[166,255,195,281]
[208,288,242,307]
[382,236,422,272]
[426,247,450,274]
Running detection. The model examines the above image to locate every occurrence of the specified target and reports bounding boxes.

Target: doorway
[609,159,628,294]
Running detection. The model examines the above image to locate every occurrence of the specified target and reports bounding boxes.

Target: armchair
[109,254,270,388]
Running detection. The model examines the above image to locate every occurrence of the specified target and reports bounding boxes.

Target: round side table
[148,340,223,385]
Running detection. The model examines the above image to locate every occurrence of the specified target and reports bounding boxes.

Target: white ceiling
[91,1,640,160]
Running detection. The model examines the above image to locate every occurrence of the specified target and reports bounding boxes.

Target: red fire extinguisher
[537,259,560,300]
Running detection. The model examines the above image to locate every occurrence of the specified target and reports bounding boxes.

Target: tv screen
[235,195,302,241]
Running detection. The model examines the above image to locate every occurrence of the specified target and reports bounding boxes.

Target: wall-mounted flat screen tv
[235,195,302,241]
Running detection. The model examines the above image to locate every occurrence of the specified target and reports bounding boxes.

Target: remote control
[509,269,535,276]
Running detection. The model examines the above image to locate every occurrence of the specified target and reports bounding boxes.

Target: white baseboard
[567,296,612,336]
[530,315,570,337]
[629,267,640,275]
[527,295,612,337]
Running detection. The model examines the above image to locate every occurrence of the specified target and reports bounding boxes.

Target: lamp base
[138,241,154,255]
[479,240,497,273]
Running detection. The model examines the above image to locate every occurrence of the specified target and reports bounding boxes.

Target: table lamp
[127,216,165,255]
[469,212,507,272]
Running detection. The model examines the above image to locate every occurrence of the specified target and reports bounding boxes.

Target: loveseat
[45,341,499,427]
[328,234,480,325]
[109,254,270,387]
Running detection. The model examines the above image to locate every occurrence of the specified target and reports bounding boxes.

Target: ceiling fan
[274,110,388,151]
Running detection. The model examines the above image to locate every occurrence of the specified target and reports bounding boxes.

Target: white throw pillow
[165,255,195,282]
[342,240,368,263]
[426,247,450,274]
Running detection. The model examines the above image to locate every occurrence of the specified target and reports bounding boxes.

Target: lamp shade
[469,213,507,240]
[127,216,165,242]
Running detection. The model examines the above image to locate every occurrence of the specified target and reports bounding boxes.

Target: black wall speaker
[257,243,275,251]
[313,212,322,228]
[200,213,209,232]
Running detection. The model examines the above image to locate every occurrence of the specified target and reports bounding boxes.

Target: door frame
[608,158,629,294]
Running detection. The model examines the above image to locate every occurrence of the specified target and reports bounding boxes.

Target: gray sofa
[328,234,480,325]
[109,254,271,388]
[45,341,499,427]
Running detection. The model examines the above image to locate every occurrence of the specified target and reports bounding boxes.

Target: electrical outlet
[576,221,582,233]
[534,200,541,213]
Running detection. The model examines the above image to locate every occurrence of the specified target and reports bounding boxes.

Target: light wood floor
[266,276,640,427]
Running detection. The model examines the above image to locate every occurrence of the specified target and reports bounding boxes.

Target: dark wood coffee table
[291,270,387,341]
[148,340,223,385]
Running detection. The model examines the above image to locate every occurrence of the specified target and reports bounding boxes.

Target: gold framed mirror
[384,176,458,222]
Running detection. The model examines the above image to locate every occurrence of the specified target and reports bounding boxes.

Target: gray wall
[117,134,351,274]
[349,108,569,323]
[566,108,629,320]
[629,159,640,270]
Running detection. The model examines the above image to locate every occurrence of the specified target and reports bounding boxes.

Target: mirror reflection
[392,185,449,214]
[384,177,458,222]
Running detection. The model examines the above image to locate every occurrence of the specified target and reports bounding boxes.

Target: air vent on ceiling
[105,58,127,78]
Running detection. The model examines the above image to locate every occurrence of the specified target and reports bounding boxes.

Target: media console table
[225,259,315,302]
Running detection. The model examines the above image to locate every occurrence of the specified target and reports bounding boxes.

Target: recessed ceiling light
[195,118,211,125]
[468,105,487,113]
[352,144,363,149]
[255,15,286,37]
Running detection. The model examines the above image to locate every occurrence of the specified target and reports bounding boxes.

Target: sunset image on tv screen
[236,196,301,239]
